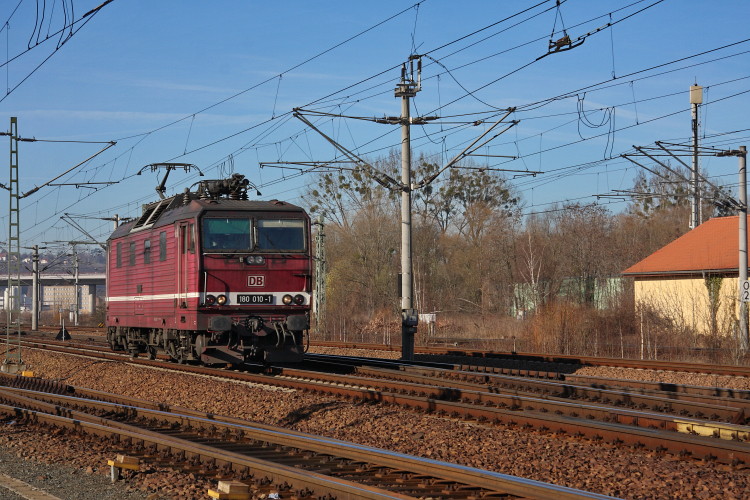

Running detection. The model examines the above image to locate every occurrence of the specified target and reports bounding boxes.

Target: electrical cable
[0,0,24,35]
[0,0,112,104]
[14,2,750,243]
[114,2,424,142]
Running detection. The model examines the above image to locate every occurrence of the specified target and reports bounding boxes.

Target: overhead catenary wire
[62,1,730,185]
[9,1,750,244]
[0,0,114,103]
[19,72,750,241]
[113,1,426,143]
[17,71,750,241]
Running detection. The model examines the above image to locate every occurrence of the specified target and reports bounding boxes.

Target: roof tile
[623,215,748,276]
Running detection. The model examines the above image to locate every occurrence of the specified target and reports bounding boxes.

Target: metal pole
[740,145,749,351]
[313,215,326,338]
[3,116,24,373]
[691,102,699,228]
[74,251,79,326]
[396,64,418,361]
[31,245,39,331]
[400,87,414,360]
[690,84,703,229]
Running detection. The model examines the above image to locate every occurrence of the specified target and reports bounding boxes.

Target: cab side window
[129,242,136,266]
[159,232,167,261]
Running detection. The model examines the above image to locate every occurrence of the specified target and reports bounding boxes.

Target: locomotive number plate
[237,294,273,305]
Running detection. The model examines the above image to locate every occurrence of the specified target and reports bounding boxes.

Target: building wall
[512,277,624,318]
[41,285,96,314]
[633,275,738,335]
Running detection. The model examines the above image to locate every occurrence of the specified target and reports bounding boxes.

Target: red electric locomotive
[106,173,311,365]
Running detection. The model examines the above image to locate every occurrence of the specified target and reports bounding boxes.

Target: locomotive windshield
[202,217,305,252]
[203,218,251,250]
[256,219,305,251]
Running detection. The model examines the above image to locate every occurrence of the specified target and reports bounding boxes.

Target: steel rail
[14,340,750,464]
[275,365,749,432]
[307,353,750,415]
[349,365,749,423]
[22,337,750,392]
[17,333,750,378]
[358,363,750,416]
[564,373,750,400]
[310,341,750,378]
[0,403,409,499]
[0,387,614,500]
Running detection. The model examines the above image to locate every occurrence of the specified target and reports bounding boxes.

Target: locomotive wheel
[166,340,184,363]
[194,334,207,360]
[176,342,188,364]
[107,330,124,351]
[146,346,157,360]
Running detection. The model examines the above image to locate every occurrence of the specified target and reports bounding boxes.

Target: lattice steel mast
[3,117,25,373]
[313,215,326,337]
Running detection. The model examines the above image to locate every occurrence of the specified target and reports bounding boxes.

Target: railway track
[21,330,750,377]
[311,340,750,378]
[295,354,750,425]
[0,377,613,500]
[15,337,750,467]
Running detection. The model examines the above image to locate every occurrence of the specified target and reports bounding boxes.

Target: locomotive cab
[198,214,311,364]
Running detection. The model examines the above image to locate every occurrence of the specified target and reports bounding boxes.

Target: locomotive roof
[109,196,307,241]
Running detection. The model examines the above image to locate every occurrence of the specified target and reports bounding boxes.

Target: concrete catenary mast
[690,84,703,229]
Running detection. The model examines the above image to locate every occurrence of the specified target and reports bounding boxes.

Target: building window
[129,242,136,266]
[159,231,167,261]
[144,240,151,264]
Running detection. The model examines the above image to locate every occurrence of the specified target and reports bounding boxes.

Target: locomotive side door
[176,222,193,308]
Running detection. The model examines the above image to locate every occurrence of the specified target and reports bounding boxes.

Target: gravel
[573,365,750,391]
[0,347,748,499]
[0,424,153,500]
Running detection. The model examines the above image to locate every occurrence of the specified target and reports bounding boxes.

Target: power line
[0,0,114,103]
[81,3,743,191]
[17,76,750,244]
[113,2,425,143]
[13,2,750,245]
[516,38,750,112]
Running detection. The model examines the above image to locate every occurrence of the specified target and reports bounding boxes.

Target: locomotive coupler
[244,317,264,334]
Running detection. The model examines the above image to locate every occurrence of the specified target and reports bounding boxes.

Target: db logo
[247,275,265,287]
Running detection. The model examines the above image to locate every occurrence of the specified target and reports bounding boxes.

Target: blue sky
[1,0,749,247]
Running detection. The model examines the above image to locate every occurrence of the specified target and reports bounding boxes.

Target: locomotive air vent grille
[132,205,156,229]
[149,202,170,223]
[131,199,167,231]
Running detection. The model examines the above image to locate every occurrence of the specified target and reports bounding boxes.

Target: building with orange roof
[623,215,747,336]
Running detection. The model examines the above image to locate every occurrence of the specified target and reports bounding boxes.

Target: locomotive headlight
[216,294,228,306]
[293,294,305,305]
[205,294,216,306]
[244,255,265,265]
[282,294,293,305]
